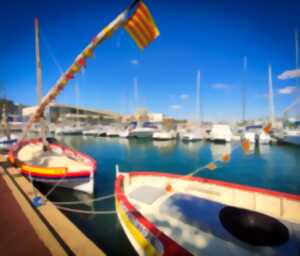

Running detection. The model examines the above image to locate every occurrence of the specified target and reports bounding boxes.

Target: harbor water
[39,136,300,255]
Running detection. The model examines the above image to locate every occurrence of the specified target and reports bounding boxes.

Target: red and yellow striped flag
[124,1,160,49]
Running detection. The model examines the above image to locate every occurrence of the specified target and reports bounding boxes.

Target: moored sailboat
[8,18,96,193]
[8,138,96,193]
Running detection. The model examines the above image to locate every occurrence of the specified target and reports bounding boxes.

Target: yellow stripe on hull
[115,200,160,256]
[20,164,66,175]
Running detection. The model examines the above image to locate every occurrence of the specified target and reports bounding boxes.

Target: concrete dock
[0,157,105,256]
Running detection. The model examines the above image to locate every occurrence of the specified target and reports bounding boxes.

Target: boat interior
[123,173,300,256]
[17,142,91,173]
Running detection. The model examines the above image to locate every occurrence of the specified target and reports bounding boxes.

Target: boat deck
[127,184,300,256]
[17,143,90,173]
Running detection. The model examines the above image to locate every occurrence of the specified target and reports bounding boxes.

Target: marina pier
[0,156,105,256]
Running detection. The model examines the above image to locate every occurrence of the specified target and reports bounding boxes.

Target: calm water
[40,136,300,255]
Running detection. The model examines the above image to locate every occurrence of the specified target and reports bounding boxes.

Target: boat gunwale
[8,138,96,179]
[128,171,300,202]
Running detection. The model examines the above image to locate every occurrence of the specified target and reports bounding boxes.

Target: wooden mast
[242,56,247,123]
[34,17,48,146]
[268,65,275,124]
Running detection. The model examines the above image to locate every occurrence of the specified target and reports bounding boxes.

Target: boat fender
[165,183,173,192]
[32,196,43,208]
[207,162,217,171]
[222,154,230,162]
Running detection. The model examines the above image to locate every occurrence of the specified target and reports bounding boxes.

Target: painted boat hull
[115,173,191,256]
[115,172,300,256]
[8,138,96,194]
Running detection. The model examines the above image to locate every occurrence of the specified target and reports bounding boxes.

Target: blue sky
[0,0,299,121]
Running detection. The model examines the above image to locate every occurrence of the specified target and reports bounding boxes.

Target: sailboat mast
[35,17,47,144]
[242,56,247,123]
[295,28,299,88]
[268,65,275,124]
[35,18,42,103]
[195,70,201,123]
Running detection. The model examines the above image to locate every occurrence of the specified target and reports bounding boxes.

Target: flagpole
[19,2,141,142]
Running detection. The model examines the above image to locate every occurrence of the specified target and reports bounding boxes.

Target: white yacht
[210,124,232,142]
[276,120,300,146]
[242,125,271,144]
[128,127,157,138]
[83,126,107,136]
[118,122,137,138]
[118,130,130,138]
[127,122,158,139]
[55,125,83,135]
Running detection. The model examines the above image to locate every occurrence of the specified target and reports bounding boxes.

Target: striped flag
[124,1,160,49]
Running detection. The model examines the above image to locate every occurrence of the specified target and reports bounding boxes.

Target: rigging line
[43,173,68,201]
[40,30,64,75]
[52,193,116,205]
[54,205,116,215]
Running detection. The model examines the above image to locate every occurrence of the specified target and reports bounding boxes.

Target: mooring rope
[185,143,242,178]
[43,174,68,201]
[54,205,116,215]
[28,170,39,197]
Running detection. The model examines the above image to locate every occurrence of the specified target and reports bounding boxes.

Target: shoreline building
[22,103,121,125]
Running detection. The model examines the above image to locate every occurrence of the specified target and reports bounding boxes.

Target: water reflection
[182,141,204,154]
[258,144,270,156]
[210,143,232,161]
[153,140,177,154]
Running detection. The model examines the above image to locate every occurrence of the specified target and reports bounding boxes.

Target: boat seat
[129,185,166,205]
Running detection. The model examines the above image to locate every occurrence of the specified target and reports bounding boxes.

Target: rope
[28,171,38,197]
[40,30,64,75]
[54,205,116,215]
[52,193,116,205]
[184,143,241,178]
[43,173,68,201]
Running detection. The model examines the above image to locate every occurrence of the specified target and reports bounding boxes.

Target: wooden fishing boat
[115,171,300,256]
[8,138,96,193]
